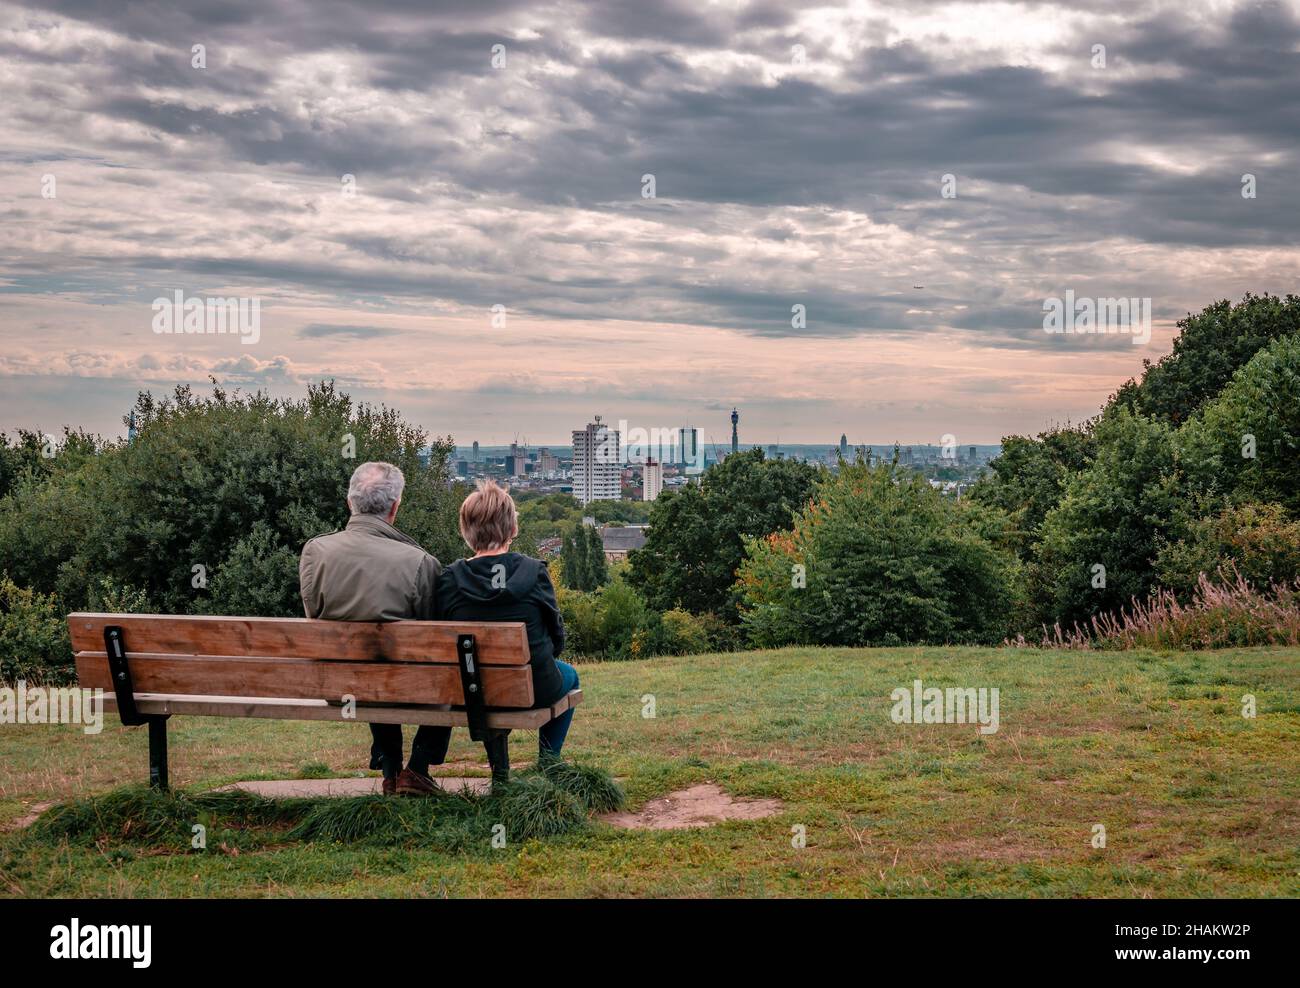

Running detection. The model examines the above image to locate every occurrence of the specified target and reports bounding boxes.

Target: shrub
[556,578,717,660]
[597,577,648,659]
[555,585,604,657]
[0,576,73,685]
[85,576,152,613]
[1155,502,1300,599]
[737,458,1021,647]
[660,608,712,655]
[198,522,303,617]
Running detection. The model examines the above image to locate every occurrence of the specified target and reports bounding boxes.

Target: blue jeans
[539,661,579,758]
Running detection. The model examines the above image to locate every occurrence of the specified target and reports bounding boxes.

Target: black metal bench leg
[148,715,169,791]
[483,730,510,785]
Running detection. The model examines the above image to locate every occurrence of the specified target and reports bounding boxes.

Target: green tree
[0,381,460,616]
[969,424,1096,559]
[1177,333,1300,515]
[585,524,609,588]
[1035,409,1183,627]
[627,449,819,619]
[556,527,582,590]
[560,524,608,592]
[1106,293,1300,426]
[737,458,1020,647]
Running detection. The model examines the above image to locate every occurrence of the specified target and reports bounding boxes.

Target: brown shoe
[396,768,439,797]
[381,776,398,796]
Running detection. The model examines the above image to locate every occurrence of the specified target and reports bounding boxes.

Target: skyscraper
[839,433,848,456]
[571,415,621,505]
[472,440,479,461]
[730,407,739,454]
[642,457,663,501]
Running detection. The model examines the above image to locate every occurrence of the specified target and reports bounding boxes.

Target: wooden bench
[68,612,582,789]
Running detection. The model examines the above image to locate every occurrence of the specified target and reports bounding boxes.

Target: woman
[435,479,578,761]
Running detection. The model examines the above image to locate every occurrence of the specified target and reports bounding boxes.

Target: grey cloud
[298,323,401,339]
[3,0,1297,346]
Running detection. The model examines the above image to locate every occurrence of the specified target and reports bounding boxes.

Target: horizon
[4,1,1298,445]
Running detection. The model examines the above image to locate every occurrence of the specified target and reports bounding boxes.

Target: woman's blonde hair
[459,478,518,552]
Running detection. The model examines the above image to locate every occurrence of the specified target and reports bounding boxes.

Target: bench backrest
[68,613,535,708]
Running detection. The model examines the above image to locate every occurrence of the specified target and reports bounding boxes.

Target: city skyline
[4,1,1299,443]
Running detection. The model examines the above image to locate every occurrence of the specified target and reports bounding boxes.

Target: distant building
[599,525,647,561]
[731,407,739,454]
[472,440,479,461]
[572,415,621,505]
[507,443,526,477]
[643,458,663,501]
[538,448,560,475]
[839,433,848,456]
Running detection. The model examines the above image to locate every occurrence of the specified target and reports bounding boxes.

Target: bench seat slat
[98,689,583,731]
[76,650,512,669]
[76,652,534,708]
[67,613,531,665]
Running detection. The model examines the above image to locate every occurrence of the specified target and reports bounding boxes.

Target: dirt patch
[601,783,783,830]
[8,801,53,830]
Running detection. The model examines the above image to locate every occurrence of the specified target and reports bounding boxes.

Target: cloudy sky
[2,0,1297,446]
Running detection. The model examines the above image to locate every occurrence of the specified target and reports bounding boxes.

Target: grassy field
[2,645,1298,898]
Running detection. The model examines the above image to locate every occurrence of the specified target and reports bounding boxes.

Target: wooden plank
[76,652,534,708]
[552,688,583,719]
[67,613,530,665]
[99,694,555,729]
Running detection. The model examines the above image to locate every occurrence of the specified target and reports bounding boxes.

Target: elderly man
[299,461,449,796]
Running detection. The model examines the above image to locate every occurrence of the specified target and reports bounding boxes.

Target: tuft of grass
[24,761,624,851]
[28,785,306,846]
[297,763,333,779]
[288,795,446,845]
[533,759,626,813]
[491,776,586,839]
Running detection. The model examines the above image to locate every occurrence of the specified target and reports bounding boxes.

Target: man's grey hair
[348,461,405,516]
